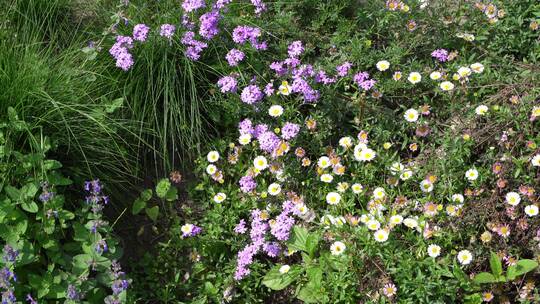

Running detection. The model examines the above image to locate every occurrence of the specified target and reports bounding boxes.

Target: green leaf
[132,198,147,215]
[305,233,320,257]
[287,226,309,252]
[165,186,178,201]
[155,179,171,199]
[21,183,38,198]
[489,251,503,278]
[507,259,539,280]
[473,272,497,284]
[5,186,21,201]
[140,189,153,201]
[145,206,159,221]
[297,280,327,303]
[43,160,62,170]
[262,265,302,290]
[21,201,39,213]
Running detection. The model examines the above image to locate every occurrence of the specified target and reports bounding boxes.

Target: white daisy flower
[404,108,419,122]
[408,72,422,84]
[374,229,389,242]
[524,205,539,217]
[376,60,390,71]
[253,156,268,170]
[268,105,284,117]
[330,241,346,256]
[326,192,341,205]
[213,192,227,203]
[505,192,521,206]
[427,244,441,258]
[268,183,281,196]
[279,265,290,274]
[207,151,220,163]
[465,168,479,181]
[457,250,473,265]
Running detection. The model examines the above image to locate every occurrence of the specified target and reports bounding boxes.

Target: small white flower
[505,192,521,206]
[475,105,489,116]
[366,219,381,231]
[420,180,434,193]
[400,170,413,180]
[452,194,464,203]
[390,215,403,225]
[403,218,418,229]
[320,173,334,183]
[376,60,390,71]
[427,244,441,258]
[390,162,405,174]
[206,164,217,175]
[457,66,472,78]
[207,151,220,163]
[278,81,291,96]
[326,192,341,205]
[268,183,281,196]
[524,205,539,217]
[374,229,389,242]
[465,168,479,181]
[268,105,284,117]
[457,250,473,265]
[404,109,419,122]
[430,71,442,80]
[330,241,346,255]
[239,134,252,145]
[408,72,422,84]
[318,156,331,168]
[531,154,540,167]
[470,63,484,73]
[373,187,386,200]
[352,183,364,194]
[296,203,308,215]
[279,265,290,274]
[339,136,353,148]
[355,147,376,162]
[181,224,194,235]
[213,192,227,203]
[440,81,455,91]
[253,156,268,170]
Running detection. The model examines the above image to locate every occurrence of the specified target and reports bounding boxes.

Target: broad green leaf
[165,187,178,201]
[507,259,538,280]
[5,186,21,201]
[104,98,124,113]
[155,179,171,199]
[140,189,153,201]
[132,198,147,215]
[297,281,327,303]
[287,226,309,252]
[21,183,38,198]
[262,265,302,290]
[489,251,503,278]
[43,160,62,170]
[21,201,39,213]
[473,272,497,284]
[145,206,159,221]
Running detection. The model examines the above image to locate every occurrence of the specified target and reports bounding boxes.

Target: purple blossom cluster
[354,71,377,91]
[234,209,268,280]
[109,35,134,71]
[181,31,208,60]
[258,131,281,153]
[336,61,353,77]
[240,85,264,104]
[315,70,337,84]
[238,118,254,135]
[288,40,304,58]
[160,24,176,39]
[270,201,295,241]
[1,266,16,304]
[104,261,129,304]
[239,175,257,193]
[199,11,221,39]
[217,75,238,93]
[85,180,109,214]
[431,49,449,62]
[232,26,267,50]
[133,24,150,42]
[225,48,245,66]
[234,219,248,234]
[38,181,54,203]
[182,0,206,12]
[251,0,267,15]
[182,224,203,237]
[281,122,300,140]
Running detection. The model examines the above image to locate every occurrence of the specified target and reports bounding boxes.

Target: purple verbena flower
[133,24,150,42]
[251,0,267,15]
[159,24,176,39]
[287,40,304,58]
[199,11,221,39]
[240,85,263,104]
[234,219,248,234]
[217,75,238,93]
[225,49,245,66]
[182,0,205,12]
[238,118,254,135]
[431,49,449,62]
[239,176,257,193]
[281,122,300,140]
[258,131,280,153]
[336,62,352,77]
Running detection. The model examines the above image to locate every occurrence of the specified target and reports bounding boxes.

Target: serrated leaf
[507,259,538,280]
[155,179,171,199]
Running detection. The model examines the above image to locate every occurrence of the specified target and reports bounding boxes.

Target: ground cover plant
[1,0,540,303]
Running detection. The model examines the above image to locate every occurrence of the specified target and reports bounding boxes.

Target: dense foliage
[1,0,540,303]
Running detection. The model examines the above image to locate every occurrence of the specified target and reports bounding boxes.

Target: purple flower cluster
[234,209,268,280]
[85,180,109,214]
[234,219,248,234]
[107,261,129,302]
[291,78,320,102]
[133,24,150,42]
[199,11,221,39]
[213,0,232,9]
[182,0,206,12]
[238,118,254,135]
[159,24,176,39]
[1,265,17,304]
[431,49,449,62]
[281,122,300,140]
[354,71,377,91]
[225,49,245,66]
[240,85,264,104]
[336,61,353,77]
[239,175,257,193]
[264,83,274,96]
[251,0,267,15]
[288,40,304,58]
[258,131,281,153]
[38,181,54,203]
[315,70,337,84]
[66,284,81,301]
[109,36,134,71]
[2,246,18,263]
[270,201,296,241]
[217,75,238,93]
[182,224,203,237]
[181,31,208,60]
[232,26,267,50]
